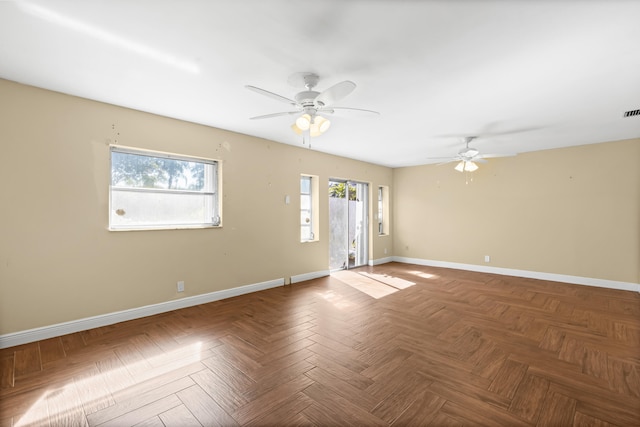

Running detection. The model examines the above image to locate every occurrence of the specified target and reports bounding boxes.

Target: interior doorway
[328,180,369,270]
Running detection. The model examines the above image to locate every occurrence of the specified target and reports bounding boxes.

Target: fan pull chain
[465,171,474,185]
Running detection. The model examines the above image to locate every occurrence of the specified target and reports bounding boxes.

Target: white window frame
[109,146,220,231]
[301,175,313,241]
[378,186,384,235]
[378,185,389,236]
[300,174,319,242]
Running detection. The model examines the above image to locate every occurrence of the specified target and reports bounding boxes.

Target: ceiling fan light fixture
[292,114,331,137]
[313,116,331,135]
[308,115,331,137]
[319,117,331,133]
[454,161,479,172]
[295,113,311,131]
[464,161,478,172]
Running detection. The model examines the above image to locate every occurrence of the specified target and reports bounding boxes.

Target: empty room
[1,1,639,426]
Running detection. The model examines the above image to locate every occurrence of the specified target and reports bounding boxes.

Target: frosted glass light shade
[295,114,311,130]
[318,116,331,133]
[455,161,479,172]
[310,116,331,137]
[465,161,478,172]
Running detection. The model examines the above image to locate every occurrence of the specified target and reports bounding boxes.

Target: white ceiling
[2,0,639,167]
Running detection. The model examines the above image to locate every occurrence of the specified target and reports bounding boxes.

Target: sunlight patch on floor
[408,270,440,279]
[358,271,416,289]
[15,341,203,427]
[316,289,355,310]
[332,270,415,299]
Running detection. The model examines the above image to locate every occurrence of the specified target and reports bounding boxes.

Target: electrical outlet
[177,281,185,292]
[484,255,491,263]
[384,248,388,255]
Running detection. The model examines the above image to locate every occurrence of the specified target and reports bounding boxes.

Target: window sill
[109,225,222,232]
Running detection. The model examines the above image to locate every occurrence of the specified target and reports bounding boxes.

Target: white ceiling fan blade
[315,81,356,107]
[330,106,380,115]
[480,153,518,158]
[245,85,297,106]
[436,160,457,165]
[423,157,458,164]
[249,111,298,120]
[473,158,488,164]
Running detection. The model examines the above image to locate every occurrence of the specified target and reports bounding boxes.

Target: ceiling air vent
[623,109,640,117]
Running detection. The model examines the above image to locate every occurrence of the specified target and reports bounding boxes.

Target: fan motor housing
[295,91,320,106]
[458,147,479,157]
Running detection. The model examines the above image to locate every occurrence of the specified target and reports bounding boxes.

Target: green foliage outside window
[111,151,205,190]
[328,182,357,200]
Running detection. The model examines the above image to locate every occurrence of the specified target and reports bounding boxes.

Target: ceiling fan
[246,72,379,137]
[432,136,516,172]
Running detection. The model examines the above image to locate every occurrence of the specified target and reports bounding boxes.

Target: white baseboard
[369,257,394,266]
[290,270,330,284]
[392,256,640,293]
[0,277,285,349]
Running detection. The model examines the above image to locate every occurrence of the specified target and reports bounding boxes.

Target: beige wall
[393,138,640,284]
[0,79,393,335]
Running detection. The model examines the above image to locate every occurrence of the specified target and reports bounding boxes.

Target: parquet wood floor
[1,262,639,426]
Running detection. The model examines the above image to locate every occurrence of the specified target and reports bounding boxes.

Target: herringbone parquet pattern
[1,263,639,426]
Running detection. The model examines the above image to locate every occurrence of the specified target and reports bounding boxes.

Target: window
[109,146,220,230]
[378,185,389,235]
[300,176,313,241]
[300,174,319,242]
[378,186,383,234]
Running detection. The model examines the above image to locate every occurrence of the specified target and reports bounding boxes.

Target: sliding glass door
[329,180,369,270]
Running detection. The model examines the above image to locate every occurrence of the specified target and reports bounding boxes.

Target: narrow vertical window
[378,186,384,235]
[378,185,389,235]
[300,176,313,241]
